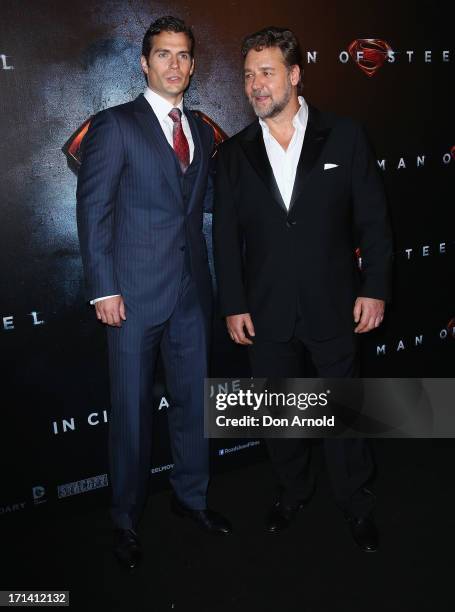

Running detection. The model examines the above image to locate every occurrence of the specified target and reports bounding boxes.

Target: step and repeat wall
[0,0,453,518]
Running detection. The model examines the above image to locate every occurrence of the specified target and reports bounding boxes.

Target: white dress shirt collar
[257,96,308,209]
[144,86,184,120]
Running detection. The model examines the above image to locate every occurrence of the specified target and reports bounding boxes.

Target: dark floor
[3,439,455,611]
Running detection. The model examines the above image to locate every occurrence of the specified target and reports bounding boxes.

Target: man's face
[140,30,194,101]
[244,46,299,119]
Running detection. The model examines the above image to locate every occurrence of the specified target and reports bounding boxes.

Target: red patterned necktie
[168,107,190,173]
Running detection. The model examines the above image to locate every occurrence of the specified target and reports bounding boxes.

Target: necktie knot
[168,107,189,172]
[168,108,182,123]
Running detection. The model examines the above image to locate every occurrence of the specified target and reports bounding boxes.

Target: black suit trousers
[248,322,375,519]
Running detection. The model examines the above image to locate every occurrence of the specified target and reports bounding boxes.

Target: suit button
[180,245,186,251]
[286,220,297,228]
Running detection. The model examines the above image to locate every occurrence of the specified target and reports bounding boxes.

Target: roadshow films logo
[204,378,455,439]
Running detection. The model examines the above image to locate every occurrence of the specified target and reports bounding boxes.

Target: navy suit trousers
[106,264,209,530]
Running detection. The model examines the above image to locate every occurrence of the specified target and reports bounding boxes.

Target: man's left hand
[353,297,385,333]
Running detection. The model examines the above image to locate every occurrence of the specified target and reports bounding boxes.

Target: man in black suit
[213,26,393,552]
[77,16,231,569]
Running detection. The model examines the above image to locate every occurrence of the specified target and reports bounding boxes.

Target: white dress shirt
[258,95,308,209]
[91,87,194,305]
[143,86,194,162]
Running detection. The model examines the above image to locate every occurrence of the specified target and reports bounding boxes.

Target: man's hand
[95,296,126,327]
[226,313,255,345]
[353,297,385,333]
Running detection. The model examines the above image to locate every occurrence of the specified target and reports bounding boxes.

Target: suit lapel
[239,122,287,215]
[184,107,205,213]
[239,105,331,216]
[288,105,331,213]
[133,93,182,203]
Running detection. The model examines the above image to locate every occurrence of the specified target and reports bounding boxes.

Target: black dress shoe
[113,528,142,569]
[171,495,232,535]
[266,499,306,534]
[346,515,378,552]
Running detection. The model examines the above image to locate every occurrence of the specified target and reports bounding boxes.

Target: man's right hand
[95,296,126,327]
[226,313,255,345]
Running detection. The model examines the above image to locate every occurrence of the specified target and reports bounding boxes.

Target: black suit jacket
[213,105,393,341]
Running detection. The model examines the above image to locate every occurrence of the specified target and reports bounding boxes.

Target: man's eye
[158,52,167,58]
[180,53,189,60]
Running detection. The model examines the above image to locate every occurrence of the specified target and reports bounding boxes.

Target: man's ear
[290,64,301,87]
[140,55,148,76]
[190,57,195,76]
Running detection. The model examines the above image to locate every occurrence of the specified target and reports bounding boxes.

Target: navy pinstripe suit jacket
[76,93,214,324]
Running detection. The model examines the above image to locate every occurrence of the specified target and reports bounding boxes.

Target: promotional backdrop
[0,0,453,518]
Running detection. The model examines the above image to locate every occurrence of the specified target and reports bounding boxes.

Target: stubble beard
[250,80,293,119]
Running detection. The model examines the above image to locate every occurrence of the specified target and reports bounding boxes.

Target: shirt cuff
[90,294,121,305]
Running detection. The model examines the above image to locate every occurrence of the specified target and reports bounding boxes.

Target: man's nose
[251,76,264,90]
[169,56,179,69]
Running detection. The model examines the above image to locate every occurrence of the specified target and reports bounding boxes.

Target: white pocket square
[324,163,339,170]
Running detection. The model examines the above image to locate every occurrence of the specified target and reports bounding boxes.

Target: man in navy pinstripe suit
[76,16,231,569]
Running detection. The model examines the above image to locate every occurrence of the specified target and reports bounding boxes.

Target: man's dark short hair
[142,16,195,59]
[241,26,303,89]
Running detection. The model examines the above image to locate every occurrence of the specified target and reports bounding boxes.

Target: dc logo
[218,449,225,456]
[32,486,46,504]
